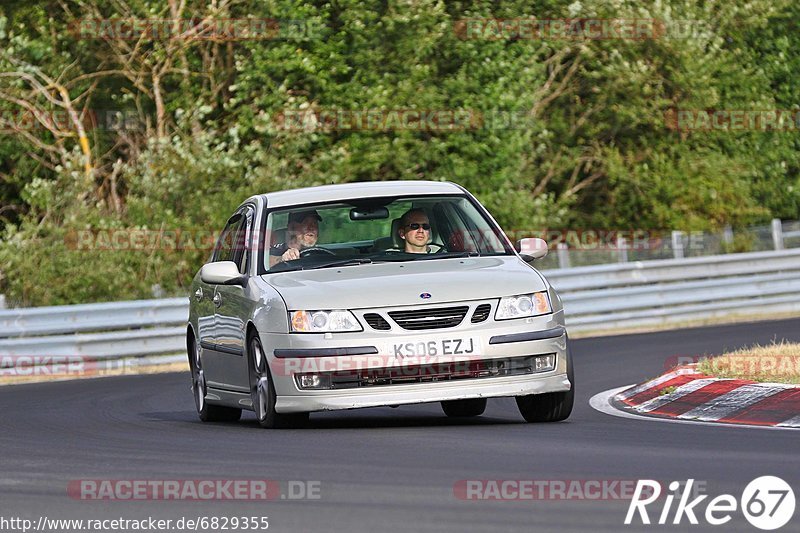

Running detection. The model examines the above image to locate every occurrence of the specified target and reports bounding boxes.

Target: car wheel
[248,332,308,429]
[515,347,575,423]
[188,332,242,422]
[441,398,487,417]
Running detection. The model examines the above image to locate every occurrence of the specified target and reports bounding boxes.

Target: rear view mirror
[350,206,389,220]
[515,238,548,261]
[200,261,246,286]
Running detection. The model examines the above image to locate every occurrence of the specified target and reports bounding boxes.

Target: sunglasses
[406,223,431,231]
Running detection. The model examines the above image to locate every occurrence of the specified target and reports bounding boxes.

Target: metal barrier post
[671,231,685,259]
[772,218,784,250]
[722,226,733,247]
[617,236,628,263]
[556,242,570,269]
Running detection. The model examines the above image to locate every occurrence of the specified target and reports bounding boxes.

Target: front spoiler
[274,371,571,413]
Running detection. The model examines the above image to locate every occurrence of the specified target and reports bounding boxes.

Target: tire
[441,398,487,417]
[515,346,575,423]
[188,332,242,423]
[248,332,308,429]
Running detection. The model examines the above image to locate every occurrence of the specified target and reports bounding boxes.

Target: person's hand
[281,247,300,262]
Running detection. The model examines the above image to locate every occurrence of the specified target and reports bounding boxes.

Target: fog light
[533,354,555,372]
[300,374,321,388]
[296,373,332,390]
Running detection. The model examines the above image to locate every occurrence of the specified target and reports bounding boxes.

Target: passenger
[269,210,321,266]
[398,208,433,254]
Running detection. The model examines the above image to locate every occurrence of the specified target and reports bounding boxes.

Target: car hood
[262,256,547,310]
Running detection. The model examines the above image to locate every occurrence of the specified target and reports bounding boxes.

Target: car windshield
[262,194,513,273]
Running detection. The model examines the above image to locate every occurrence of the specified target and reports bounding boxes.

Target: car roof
[255,180,465,209]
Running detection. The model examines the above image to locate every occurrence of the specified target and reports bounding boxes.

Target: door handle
[212,293,222,307]
[194,288,203,301]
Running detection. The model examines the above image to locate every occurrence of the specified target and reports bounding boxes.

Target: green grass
[696,341,800,385]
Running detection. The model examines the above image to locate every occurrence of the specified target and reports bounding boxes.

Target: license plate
[389,337,479,358]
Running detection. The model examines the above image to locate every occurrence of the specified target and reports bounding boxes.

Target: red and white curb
[605,365,800,428]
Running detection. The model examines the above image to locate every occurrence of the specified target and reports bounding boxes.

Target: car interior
[264,197,506,270]
[269,208,447,256]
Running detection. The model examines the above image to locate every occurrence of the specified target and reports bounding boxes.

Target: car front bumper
[262,311,571,413]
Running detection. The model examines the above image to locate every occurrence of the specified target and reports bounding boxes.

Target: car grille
[471,304,491,323]
[325,355,552,389]
[388,306,469,330]
[363,313,391,331]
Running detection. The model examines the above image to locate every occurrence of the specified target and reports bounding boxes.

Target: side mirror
[515,238,548,261]
[200,261,246,286]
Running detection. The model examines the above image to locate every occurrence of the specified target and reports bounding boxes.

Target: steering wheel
[300,246,336,257]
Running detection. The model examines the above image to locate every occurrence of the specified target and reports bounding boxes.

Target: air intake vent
[364,313,391,330]
[471,304,491,323]
[388,306,469,330]
[325,355,550,389]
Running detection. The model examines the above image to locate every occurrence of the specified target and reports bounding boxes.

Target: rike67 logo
[625,477,795,530]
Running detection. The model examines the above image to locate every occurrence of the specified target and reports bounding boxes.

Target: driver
[398,208,434,253]
[269,210,321,265]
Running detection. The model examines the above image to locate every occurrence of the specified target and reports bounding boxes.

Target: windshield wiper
[369,255,418,263]
[418,251,482,259]
[309,257,374,269]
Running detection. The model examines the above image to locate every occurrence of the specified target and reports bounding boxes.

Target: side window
[213,214,244,264]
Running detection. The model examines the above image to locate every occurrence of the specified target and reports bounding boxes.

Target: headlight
[495,292,552,320]
[290,310,362,332]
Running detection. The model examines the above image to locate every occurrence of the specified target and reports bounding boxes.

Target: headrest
[391,218,403,247]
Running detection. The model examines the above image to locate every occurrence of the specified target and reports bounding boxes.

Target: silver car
[187,181,573,428]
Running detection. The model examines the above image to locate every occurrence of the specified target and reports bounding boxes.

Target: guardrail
[538,217,800,269]
[2,249,800,369]
[0,298,188,362]
[547,248,800,332]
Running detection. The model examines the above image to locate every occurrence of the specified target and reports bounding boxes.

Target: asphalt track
[2,318,800,533]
